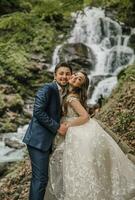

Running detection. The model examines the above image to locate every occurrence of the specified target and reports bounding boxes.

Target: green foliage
[0,0,20,5]
[0,0,32,15]
[114,111,135,132]
[0,42,30,81]
[31,0,83,17]
[116,65,135,91]
[32,0,62,17]
[0,12,34,35]
[0,120,17,133]
[118,65,135,81]
[31,24,56,54]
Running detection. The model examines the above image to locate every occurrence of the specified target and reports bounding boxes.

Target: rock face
[59,43,96,73]
[107,47,133,73]
[128,34,135,52]
[4,138,25,149]
[88,75,111,98]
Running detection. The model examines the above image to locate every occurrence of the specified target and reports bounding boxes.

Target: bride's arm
[64,99,89,127]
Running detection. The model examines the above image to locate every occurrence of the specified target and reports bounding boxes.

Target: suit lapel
[52,82,61,110]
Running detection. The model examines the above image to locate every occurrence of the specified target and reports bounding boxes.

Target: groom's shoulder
[42,82,57,90]
[37,82,57,93]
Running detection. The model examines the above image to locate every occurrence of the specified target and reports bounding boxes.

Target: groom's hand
[58,124,68,136]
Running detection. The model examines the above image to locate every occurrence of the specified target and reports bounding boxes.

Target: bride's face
[69,72,86,88]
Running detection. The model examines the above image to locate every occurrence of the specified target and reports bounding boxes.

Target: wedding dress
[47,96,135,200]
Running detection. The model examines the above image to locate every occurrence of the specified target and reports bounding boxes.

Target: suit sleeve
[33,85,60,134]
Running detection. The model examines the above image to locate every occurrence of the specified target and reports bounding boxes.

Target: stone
[128,34,135,51]
[59,43,96,73]
[4,138,25,149]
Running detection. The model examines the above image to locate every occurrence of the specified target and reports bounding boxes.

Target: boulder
[59,43,96,73]
[27,61,48,72]
[4,94,24,113]
[128,34,135,52]
[88,75,111,98]
[4,138,25,149]
[106,47,133,73]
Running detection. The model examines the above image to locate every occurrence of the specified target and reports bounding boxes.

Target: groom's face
[54,66,72,86]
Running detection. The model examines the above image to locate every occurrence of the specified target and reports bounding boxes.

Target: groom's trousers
[27,145,51,200]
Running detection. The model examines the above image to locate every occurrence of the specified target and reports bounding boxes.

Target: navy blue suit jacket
[23,82,61,151]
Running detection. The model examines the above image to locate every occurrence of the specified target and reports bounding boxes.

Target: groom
[23,62,72,200]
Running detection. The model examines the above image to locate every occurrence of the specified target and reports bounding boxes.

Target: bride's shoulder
[66,94,80,103]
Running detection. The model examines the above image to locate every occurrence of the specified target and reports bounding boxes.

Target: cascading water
[50,7,134,104]
[0,125,28,163]
[50,44,62,72]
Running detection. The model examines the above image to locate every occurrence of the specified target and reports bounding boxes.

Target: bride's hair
[63,70,89,116]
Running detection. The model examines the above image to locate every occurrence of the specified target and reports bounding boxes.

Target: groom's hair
[54,62,72,74]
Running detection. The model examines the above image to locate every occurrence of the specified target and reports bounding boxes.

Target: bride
[46,70,135,200]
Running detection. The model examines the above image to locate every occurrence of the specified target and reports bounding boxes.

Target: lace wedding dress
[47,96,135,200]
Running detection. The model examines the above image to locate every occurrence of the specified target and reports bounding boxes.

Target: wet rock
[4,138,25,149]
[27,61,48,72]
[106,47,133,73]
[128,34,135,51]
[105,8,118,20]
[0,163,7,176]
[31,53,46,63]
[91,75,111,86]
[121,25,131,35]
[88,75,111,98]
[59,43,96,73]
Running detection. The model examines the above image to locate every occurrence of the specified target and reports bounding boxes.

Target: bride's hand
[63,121,71,128]
[58,123,68,136]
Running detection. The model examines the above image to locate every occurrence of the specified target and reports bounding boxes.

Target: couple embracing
[23,63,135,200]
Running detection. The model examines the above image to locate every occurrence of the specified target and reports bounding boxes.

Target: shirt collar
[54,80,62,92]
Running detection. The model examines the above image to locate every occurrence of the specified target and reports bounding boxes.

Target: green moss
[118,65,135,82]
[0,120,17,133]
[7,94,24,113]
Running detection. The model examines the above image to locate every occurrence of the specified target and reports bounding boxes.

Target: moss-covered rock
[5,94,24,113]
[0,119,17,133]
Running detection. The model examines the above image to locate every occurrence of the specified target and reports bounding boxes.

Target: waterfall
[50,7,134,105]
[50,44,62,71]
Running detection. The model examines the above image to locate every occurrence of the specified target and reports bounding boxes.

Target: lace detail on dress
[64,96,79,119]
[48,96,135,200]
[52,96,79,151]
